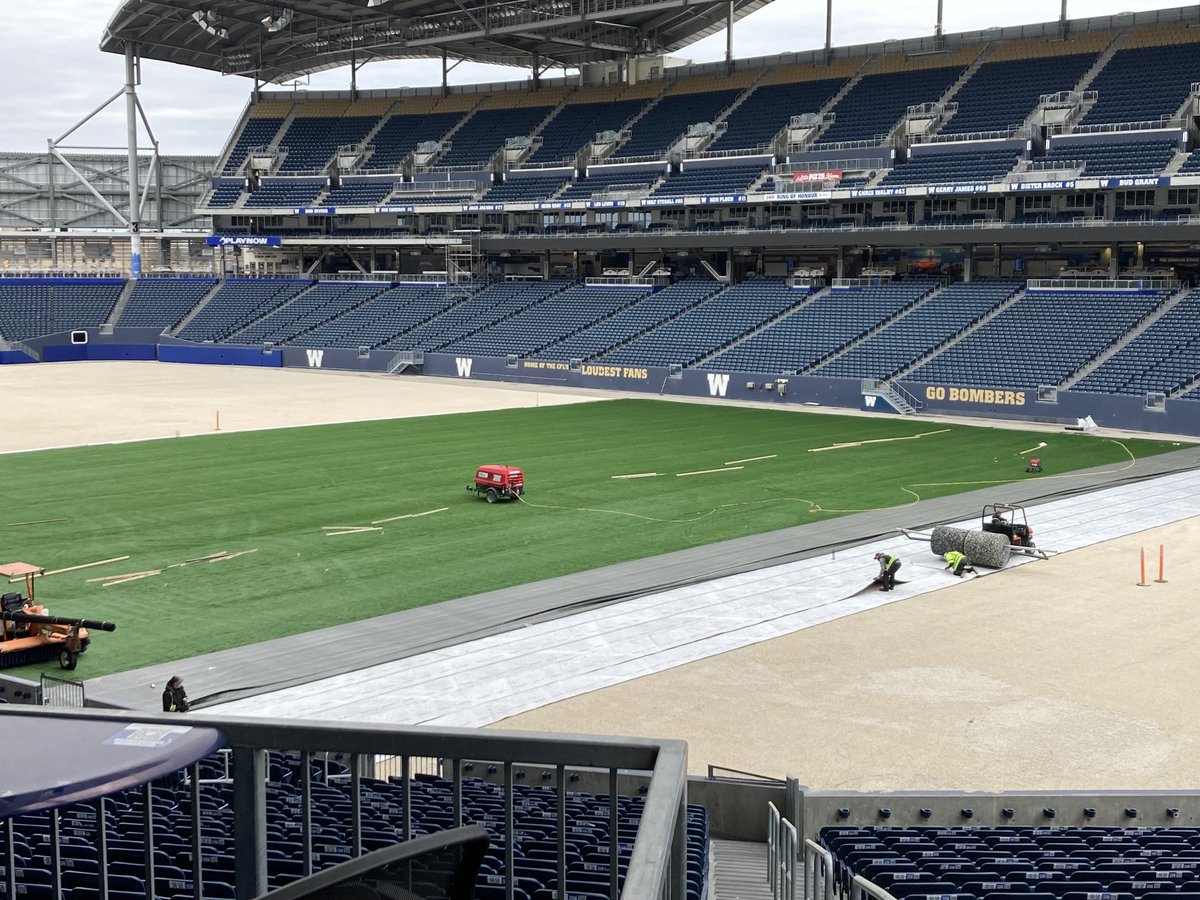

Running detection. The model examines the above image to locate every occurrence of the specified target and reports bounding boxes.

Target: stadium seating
[558,166,662,201]
[815,64,966,147]
[276,116,379,174]
[287,283,456,349]
[909,287,1170,390]
[1079,34,1200,126]
[442,283,649,357]
[176,280,315,343]
[707,77,846,153]
[0,752,710,900]
[244,179,325,209]
[598,277,807,367]
[437,106,554,168]
[322,180,400,208]
[384,279,572,351]
[822,823,1200,900]
[222,117,284,175]
[939,53,1097,136]
[227,282,392,346]
[615,88,742,159]
[879,146,1020,186]
[703,278,939,373]
[526,97,648,164]
[360,111,463,172]
[0,280,123,341]
[817,281,1024,380]
[205,180,245,208]
[651,160,769,198]
[537,278,724,361]
[480,172,572,204]
[1044,136,1177,179]
[1073,289,1200,396]
[117,278,217,330]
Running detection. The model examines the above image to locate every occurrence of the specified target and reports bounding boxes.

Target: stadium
[3,1,1200,899]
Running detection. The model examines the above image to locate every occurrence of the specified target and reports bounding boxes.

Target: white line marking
[676,466,744,477]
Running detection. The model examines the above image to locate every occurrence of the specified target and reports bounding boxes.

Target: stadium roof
[100,0,771,81]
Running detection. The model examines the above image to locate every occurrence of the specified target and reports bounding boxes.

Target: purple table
[0,711,226,818]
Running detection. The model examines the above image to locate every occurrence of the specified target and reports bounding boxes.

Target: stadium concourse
[10,362,1199,793]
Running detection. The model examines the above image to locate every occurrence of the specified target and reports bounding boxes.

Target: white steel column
[125,44,143,278]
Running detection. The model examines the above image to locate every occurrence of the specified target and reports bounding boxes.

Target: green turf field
[0,398,1184,678]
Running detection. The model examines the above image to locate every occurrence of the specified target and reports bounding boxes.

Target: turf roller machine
[900,503,1052,568]
[0,592,116,670]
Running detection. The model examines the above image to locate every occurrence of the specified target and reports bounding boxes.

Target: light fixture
[191,10,229,39]
[261,8,294,32]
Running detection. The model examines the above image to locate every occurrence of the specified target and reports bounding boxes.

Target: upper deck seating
[615,89,742,159]
[322,181,400,208]
[206,180,245,208]
[222,117,283,175]
[438,107,553,168]
[360,112,463,172]
[558,167,661,201]
[1079,37,1200,126]
[940,53,1097,136]
[815,65,965,147]
[244,179,325,209]
[527,98,647,164]
[707,77,846,152]
[276,117,379,174]
[480,173,571,203]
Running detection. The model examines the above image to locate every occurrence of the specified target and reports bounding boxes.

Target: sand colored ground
[3,361,1197,792]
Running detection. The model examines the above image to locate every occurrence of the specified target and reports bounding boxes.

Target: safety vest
[944,551,965,567]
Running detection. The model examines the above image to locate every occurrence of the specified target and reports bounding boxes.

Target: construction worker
[162,675,190,713]
[943,550,977,577]
[873,552,901,591]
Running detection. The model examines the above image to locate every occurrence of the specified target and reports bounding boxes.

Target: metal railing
[853,873,902,900]
[768,801,798,900]
[1027,276,1179,291]
[0,706,690,900]
[804,838,835,900]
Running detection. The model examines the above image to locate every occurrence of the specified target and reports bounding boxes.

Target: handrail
[804,838,835,900]
[768,802,799,900]
[853,874,903,900]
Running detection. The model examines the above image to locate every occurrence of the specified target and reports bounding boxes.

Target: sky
[0,0,1180,156]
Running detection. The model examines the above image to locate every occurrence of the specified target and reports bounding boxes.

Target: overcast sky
[0,1,1179,156]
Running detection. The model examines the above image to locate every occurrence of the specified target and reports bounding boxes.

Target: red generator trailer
[469,465,525,503]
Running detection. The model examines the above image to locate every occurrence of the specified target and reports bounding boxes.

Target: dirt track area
[4,361,1197,791]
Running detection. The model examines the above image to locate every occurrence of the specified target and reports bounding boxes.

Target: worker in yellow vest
[943,550,977,577]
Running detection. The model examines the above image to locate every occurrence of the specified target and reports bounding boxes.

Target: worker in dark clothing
[162,675,190,713]
[943,550,977,577]
[874,552,901,591]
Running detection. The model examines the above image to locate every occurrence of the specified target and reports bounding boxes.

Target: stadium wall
[7,335,1198,436]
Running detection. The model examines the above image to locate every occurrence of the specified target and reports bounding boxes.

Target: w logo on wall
[863,394,877,408]
[455,357,474,378]
[706,373,729,397]
[306,349,324,368]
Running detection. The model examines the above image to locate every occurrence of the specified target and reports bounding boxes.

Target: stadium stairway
[1074,29,1130,93]
[709,839,772,900]
[605,86,670,159]
[1059,285,1192,390]
[105,278,138,326]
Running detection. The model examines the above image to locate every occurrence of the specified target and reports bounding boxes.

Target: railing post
[232,745,268,899]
